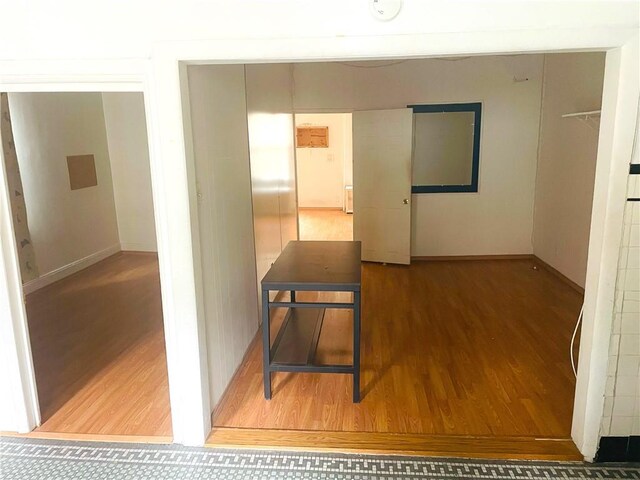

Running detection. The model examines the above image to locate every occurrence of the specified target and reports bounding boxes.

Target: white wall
[533,53,606,287]
[186,65,259,407]
[245,64,298,309]
[102,92,157,252]
[8,93,120,286]
[295,113,352,209]
[292,56,544,256]
[0,349,16,431]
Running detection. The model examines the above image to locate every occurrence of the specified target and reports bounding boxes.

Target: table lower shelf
[269,306,353,373]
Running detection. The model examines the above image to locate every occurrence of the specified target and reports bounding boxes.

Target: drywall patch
[67,154,98,190]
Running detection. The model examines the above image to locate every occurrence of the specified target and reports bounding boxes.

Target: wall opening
[184,53,611,458]
[2,91,172,439]
[295,112,354,241]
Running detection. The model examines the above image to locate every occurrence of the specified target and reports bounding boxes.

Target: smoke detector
[369,0,403,21]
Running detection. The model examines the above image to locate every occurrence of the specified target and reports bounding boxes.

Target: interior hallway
[25,253,172,438]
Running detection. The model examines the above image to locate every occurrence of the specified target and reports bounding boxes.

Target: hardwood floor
[24,252,172,437]
[212,259,582,440]
[18,214,582,458]
[299,209,353,241]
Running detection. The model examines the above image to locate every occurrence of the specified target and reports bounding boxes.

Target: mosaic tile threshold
[1,436,639,479]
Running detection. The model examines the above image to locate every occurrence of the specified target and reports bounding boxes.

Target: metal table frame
[261,241,362,403]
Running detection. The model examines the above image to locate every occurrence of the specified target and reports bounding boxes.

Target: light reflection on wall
[246,109,297,308]
[247,112,295,201]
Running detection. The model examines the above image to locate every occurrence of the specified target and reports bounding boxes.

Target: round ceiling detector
[369,0,403,21]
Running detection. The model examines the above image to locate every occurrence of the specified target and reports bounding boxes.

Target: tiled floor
[2,437,638,480]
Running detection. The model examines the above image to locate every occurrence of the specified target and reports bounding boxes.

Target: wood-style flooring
[299,209,353,241]
[212,259,581,437]
[25,252,172,438]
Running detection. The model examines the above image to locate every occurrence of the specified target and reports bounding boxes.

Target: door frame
[0,60,207,444]
[293,111,353,224]
[156,33,638,456]
[0,28,637,458]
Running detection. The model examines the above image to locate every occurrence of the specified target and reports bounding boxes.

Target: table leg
[353,290,361,403]
[262,288,272,399]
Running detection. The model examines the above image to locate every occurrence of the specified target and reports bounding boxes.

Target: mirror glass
[412,111,475,187]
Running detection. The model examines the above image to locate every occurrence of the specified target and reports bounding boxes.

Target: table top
[261,241,361,291]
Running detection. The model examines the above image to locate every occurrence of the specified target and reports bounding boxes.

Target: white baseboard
[120,242,158,253]
[22,244,121,295]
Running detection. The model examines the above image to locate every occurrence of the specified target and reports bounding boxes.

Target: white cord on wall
[571,304,584,377]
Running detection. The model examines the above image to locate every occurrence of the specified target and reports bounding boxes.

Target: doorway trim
[294,111,354,220]
[0,59,207,445]
[154,31,637,456]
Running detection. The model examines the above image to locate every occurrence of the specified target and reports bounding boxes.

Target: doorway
[183,54,608,458]
[295,113,353,241]
[2,91,172,439]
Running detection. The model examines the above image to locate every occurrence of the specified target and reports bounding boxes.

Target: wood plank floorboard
[24,252,172,438]
[298,209,352,241]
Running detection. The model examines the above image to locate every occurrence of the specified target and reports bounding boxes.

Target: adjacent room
[2,92,171,439]
[184,53,606,458]
[295,113,353,241]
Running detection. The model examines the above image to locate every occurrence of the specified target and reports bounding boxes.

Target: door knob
[403,198,409,205]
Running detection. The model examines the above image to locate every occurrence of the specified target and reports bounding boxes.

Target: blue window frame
[409,102,482,194]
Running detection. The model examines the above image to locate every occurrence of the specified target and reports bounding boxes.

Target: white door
[353,108,413,265]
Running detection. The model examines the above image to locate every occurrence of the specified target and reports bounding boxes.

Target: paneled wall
[245,64,298,310]
[186,65,259,407]
[0,343,15,431]
[185,63,299,410]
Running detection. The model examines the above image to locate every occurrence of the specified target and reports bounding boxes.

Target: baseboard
[120,242,158,253]
[411,254,534,262]
[22,244,121,295]
[121,250,159,256]
[409,254,586,295]
[532,256,585,295]
[206,428,583,461]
